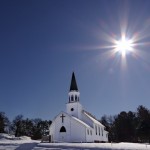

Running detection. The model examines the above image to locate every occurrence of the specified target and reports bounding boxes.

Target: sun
[114,35,134,57]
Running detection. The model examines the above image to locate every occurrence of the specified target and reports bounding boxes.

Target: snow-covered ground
[0,134,150,150]
[0,133,39,150]
[35,142,150,150]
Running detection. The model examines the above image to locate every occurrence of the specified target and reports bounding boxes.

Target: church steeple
[68,72,80,103]
[67,72,82,119]
[70,72,78,91]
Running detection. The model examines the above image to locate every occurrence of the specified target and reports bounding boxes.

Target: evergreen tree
[109,111,137,142]
[136,105,150,142]
[12,115,24,137]
[0,112,10,133]
[23,118,34,137]
[31,119,51,140]
[31,118,43,140]
[101,115,115,142]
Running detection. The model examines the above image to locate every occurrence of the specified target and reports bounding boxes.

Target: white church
[49,72,108,143]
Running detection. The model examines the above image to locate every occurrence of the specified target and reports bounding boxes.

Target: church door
[59,126,67,142]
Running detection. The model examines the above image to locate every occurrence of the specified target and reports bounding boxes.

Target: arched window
[60,126,66,132]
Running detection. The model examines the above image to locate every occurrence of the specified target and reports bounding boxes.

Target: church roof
[72,116,91,128]
[83,111,105,127]
[70,72,78,91]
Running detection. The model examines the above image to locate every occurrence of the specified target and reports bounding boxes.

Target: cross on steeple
[60,114,65,123]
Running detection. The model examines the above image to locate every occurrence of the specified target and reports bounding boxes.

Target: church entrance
[59,126,67,142]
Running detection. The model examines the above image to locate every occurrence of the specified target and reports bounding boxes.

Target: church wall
[102,130,109,142]
[86,128,94,142]
[50,112,108,143]
[49,113,71,142]
[82,113,108,142]
[70,118,86,142]
[92,124,108,142]
[49,122,55,142]
[93,124,102,142]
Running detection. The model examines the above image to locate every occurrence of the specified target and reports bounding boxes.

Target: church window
[71,108,74,111]
[95,125,97,135]
[99,127,100,135]
[101,128,103,136]
[90,130,92,135]
[71,95,74,101]
[87,129,89,135]
[60,126,66,132]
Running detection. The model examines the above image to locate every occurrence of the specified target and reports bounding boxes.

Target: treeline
[0,113,51,140]
[1,105,150,142]
[101,105,150,143]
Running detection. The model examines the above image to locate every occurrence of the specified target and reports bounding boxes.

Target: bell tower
[66,72,82,119]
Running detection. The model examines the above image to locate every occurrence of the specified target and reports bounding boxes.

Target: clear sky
[1,0,150,121]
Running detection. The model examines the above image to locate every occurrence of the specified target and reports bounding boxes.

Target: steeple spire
[68,72,80,103]
[70,72,78,91]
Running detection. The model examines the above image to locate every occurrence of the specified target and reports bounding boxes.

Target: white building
[49,72,108,143]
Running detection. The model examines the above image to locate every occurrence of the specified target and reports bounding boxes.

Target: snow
[35,142,150,150]
[0,134,150,150]
[0,133,39,150]
[0,133,15,140]
[0,133,31,141]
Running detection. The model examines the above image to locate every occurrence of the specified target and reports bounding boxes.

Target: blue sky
[1,0,150,121]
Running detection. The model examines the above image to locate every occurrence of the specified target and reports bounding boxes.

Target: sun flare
[115,35,134,57]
